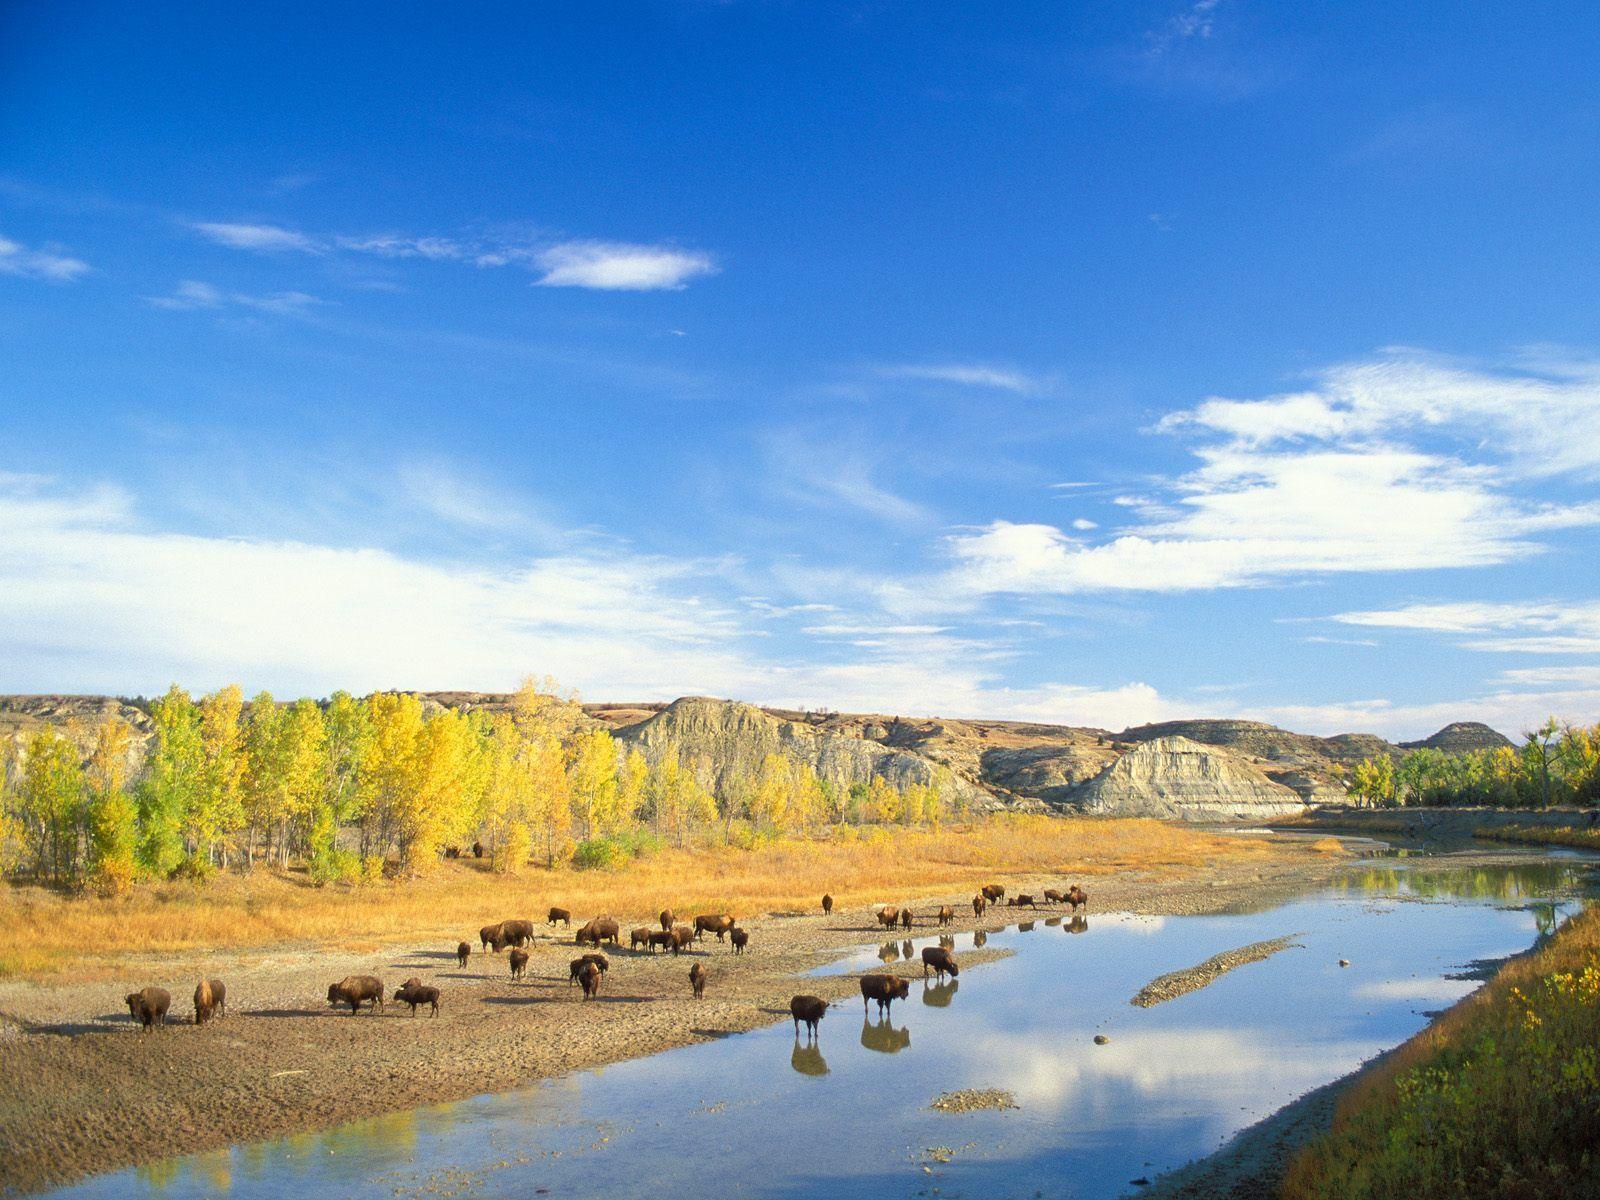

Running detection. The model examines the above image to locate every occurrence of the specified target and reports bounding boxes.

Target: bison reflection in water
[859,1016,911,1054]
[922,979,958,1008]
[790,1041,829,1077]
[938,935,955,950]
[973,930,988,948]
[877,942,900,964]
[1018,921,1036,933]
[1045,916,1062,928]
[1066,915,1088,935]
[901,940,914,961]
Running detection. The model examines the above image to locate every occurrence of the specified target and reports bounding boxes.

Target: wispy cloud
[532,240,717,291]
[147,279,325,317]
[880,363,1044,393]
[334,233,466,260]
[1148,0,1222,54]
[192,221,321,253]
[0,233,90,282]
[1329,600,1600,654]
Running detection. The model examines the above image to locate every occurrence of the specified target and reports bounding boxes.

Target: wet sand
[0,850,1353,1195]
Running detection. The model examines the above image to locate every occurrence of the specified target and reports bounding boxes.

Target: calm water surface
[48,851,1593,1200]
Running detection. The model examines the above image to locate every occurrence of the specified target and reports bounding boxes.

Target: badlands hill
[0,692,1511,822]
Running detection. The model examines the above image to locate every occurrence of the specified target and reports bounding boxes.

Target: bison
[547,906,572,927]
[499,919,535,948]
[509,948,529,980]
[480,922,506,953]
[981,884,1005,902]
[1066,885,1089,913]
[1012,894,1037,909]
[1043,888,1066,905]
[577,961,602,999]
[192,979,226,1025]
[630,927,654,952]
[730,928,750,955]
[328,975,384,1015]
[875,906,900,930]
[126,987,171,1031]
[921,947,960,981]
[899,907,913,931]
[669,925,694,954]
[569,953,609,986]
[648,930,674,952]
[972,894,987,917]
[689,962,706,999]
[936,905,953,927]
[456,941,472,969]
[859,973,910,1016]
[393,982,440,1017]
[659,908,675,932]
[576,916,620,947]
[790,994,828,1038]
[472,840,484,858]
[693,914,736,942]
[821,893,833,916]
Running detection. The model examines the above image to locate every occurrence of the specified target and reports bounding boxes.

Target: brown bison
[456,941,472,969]
[875,906,900,930]
[576,916,621,946]
[693,914,736,942]
[730,928,750,955]
[125,987,171,1031]
[393,982,440,1017]
[648,930,674,952]
[193,979,226,1025]
[1011,894,1037,909]
[499,919,536,947]
[577,961,602,999]
[981,884,1005,902]
[921,947,960,981]
[1043,888,1067,905]
[472,840,483,858]
[328,975,384,1015]
[659,908,675,932]
[859,973,910,1016]
[479,922,506,952]
[689,962,706,999]
[630,927,654,951]
[669,925,694,954]
[821,893,834,916]
[444,846,461,859]
[509,948,529,980]
[568,953,609,986]
[790,994,827,1038]
[972,894,986,917]
[547,906,572,927]
[936,905,954,927]
[899,907,913,931]
[1066,885,1089,912]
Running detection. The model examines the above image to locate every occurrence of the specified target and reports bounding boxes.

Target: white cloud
[0,233,90,282]
[533,241,717,291]
[335,234,465,260]
[147,279,324,317]
[1353,977,1477,1004]
[1330,600,1600,654]
[192,222,320,253]
[880,363,1042,393]
[396,461,553,534]
[1244,687,1598,741]
[1071,518,1098,531]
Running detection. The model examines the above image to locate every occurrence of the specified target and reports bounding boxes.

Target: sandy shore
[0,848,1352,1195]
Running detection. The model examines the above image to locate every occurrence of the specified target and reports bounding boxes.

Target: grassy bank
[1477,823,1600,853]
[0,814,1302,980]
[1282,903,1600,1200]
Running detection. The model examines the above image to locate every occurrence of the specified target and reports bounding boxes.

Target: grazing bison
[547,906,572,927]
[1066,885,1089,913]
[630,927,654,951]
[972,894,986,917]
[899,907,913,931]
[689,962,706,999]
[444,846,461,859]
[790,994,828,1038]
[859,973,910,1016]
[328,975,384,1015]
[921,947,960,981]
[393,982,440,1017]
[669,925,694,954]
[480,922,506,953]
[456,941,472,969]
[568,953,609,986]
[577,961,602,999]
[576,917,620,947]
[937,905,954,927]
[193,979,226,1025]
[659,908,675,932]
[875,906,900,930]
[648,930,674,952]
[981,884,1005,902]
[730,928,749,955]
[693,914,736,942]
[500,919,536,948]
[126,987,171,1031]
[1012,894,1037,909]
[821,893,834,916]
[509,948,529,980]
[1043,888,1066,905]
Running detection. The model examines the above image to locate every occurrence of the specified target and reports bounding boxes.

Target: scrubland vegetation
[1347,718,1600,808]
[1283,904,1600,1200]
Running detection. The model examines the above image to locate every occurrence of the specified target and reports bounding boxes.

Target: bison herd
[116,881,1088,1047]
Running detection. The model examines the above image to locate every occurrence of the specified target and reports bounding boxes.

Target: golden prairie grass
[1478,823,1600,852]
[0,815,1294,979]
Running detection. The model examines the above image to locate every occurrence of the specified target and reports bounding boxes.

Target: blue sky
[2,1,1598,738]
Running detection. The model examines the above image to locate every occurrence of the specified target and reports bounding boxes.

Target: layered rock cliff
[1072,736,1309,821]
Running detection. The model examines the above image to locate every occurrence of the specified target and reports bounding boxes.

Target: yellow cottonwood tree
[568,729,622,839]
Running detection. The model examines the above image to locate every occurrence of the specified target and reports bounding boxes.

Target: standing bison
[730,929,750,955]
[790,994,827,1038]
[1066,885,1089,913]
[126,987,171,1031]
[547,906,572,927]
[192,979,227,1025]
[393,981,441,1017]
[859,973,910,1016]
[669,925,694,954]
[1044,888,1066,905]
[577,961,602,999]
[972,894,986,917]
[569,953,609,986]
[499,919,536,948]
[509,948,529,980]
[921,947,960,981]
[456,941,472,969]
[936,905,954,927]
[821,893,833,916]
[693,914,736,942]
[576,916,620,946]
[480,922,506,953]
[659,908,675,932]
[630,927,654,951]
[689,962,706,999]
[981,884,1005,903]
[875,906,900,930]
[328,975,384,1015]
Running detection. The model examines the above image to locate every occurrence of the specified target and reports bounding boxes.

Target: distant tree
[1522,718,1562,808]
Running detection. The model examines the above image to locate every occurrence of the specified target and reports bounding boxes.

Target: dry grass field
[0,814,1296,979]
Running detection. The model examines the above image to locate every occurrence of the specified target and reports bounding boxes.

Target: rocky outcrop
[0,695,152,773]
[613,696,992,808]
[1399,721,1514,754]
[1070,736,1308,821]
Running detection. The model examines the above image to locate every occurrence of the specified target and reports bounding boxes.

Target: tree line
[1347,718,1600,808]
[0,680,955,894]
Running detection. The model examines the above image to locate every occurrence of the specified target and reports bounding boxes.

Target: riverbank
[0,826,1343,1196]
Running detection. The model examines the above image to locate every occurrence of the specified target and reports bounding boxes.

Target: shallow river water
[47,850,1594,1200]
